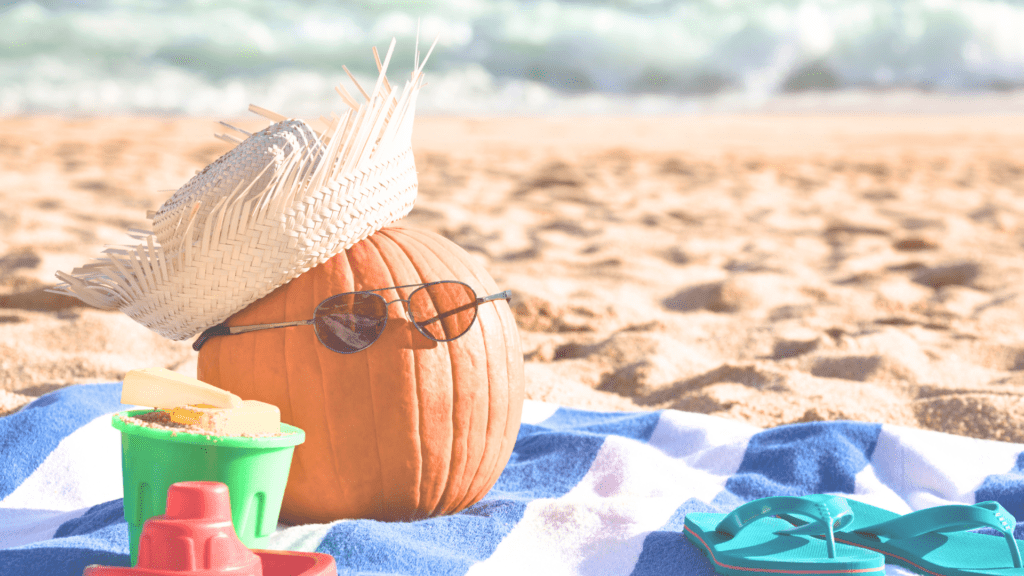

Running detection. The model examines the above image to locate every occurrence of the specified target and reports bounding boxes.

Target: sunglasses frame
[192,280,512,353]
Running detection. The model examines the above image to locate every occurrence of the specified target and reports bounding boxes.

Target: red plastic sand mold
[84,481,336,576]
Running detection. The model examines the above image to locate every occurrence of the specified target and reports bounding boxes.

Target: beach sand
[3,114,1024,443]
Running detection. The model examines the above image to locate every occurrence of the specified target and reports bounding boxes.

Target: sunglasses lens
[409,282,478,341]
[314,293,387,353]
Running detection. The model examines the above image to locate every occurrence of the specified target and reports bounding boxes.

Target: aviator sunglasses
[192,280,512,353]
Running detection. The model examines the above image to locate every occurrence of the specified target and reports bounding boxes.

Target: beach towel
[2,382,1023,576]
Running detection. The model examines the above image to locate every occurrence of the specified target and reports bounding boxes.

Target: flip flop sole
[684,513,885,576]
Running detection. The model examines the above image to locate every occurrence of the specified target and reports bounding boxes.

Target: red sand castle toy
[84,481,336,576]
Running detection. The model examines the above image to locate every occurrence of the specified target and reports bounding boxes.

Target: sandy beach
[2,113,1024,443]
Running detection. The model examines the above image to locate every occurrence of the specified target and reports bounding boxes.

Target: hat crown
[152,119,323,258]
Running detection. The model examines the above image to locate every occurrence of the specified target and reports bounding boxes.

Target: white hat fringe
[51,39,435,341]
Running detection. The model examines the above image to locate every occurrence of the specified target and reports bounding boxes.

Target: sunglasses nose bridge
[383,297,414,320]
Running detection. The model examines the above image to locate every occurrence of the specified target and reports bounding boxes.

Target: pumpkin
[196,226,525,523]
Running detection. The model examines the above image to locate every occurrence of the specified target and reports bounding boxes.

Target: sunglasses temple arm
[418,291,512,327]
[480,290,513,305]
[192,319,315,351]
[229,319,316,334]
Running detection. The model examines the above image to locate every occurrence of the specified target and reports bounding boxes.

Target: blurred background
[2,0,1024,116]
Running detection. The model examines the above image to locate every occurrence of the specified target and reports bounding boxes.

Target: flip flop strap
[715,495,854,559]
[855,501,1022,568]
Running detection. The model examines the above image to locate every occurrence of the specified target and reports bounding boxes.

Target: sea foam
[2,0,1024,116]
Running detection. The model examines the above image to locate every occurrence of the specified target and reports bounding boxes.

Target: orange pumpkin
[196,227,525,523]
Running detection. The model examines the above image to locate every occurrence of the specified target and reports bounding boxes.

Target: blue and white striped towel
[2,382,1023,576]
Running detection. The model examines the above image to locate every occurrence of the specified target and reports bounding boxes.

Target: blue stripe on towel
[319,503,525,576]
[976,450,1024,527]
[537,406,662,441]
[54,500,128,542]
[495,408,662,498]
[3,500,129,576]
[726,421,882,499]
[629,498,722,576]
[0,383,127,500]
[7,384,1024,576]
[2,546,127,576]
[317,408,662,575]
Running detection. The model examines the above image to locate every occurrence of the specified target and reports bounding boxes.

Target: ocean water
[2,0,1024,116]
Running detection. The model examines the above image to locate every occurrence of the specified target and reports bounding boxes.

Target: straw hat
[51,39,434,341]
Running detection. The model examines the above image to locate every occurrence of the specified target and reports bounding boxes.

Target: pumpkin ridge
[414,225,522,511]
[466,274,519,510]
[375,230,429,516]
[411,321,429,516]
[489,290,525,508]
[395,227,491,515]
[310,255,347,513]
[476,297,521,508]
[380,233,432,516]
[317,249,386,521]
[360,233,402,519]
[280,267,325,521]
[369,228,454,519]
[458,297,502,514]
[399,235,431,516]
[400,227,503,513]
[383,228,464,517]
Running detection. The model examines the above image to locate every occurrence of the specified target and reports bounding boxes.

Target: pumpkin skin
[196,227,525,523]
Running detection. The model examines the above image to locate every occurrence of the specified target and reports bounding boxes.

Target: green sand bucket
[111,410,305,566]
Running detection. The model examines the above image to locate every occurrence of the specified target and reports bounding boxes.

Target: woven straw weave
[52,40,430,341]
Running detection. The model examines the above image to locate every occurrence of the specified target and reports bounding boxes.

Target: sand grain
[3,115,1024,442]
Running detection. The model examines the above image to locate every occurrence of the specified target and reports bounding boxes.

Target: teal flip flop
[683,495,886,576]
[778,498,1024,576]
